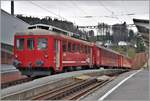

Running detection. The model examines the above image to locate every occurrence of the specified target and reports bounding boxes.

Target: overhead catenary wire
[71,1,98,24]
[98,1,123,23]
[29,1,67,21]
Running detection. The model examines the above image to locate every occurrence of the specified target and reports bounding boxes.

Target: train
[13,24,132,77]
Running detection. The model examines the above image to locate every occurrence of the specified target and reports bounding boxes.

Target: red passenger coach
[93,44,132,69]
[13,24,93,76]
[93,44,120,69]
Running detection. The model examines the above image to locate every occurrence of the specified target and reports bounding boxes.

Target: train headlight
[44,54,48,58]
[15,54,18,58]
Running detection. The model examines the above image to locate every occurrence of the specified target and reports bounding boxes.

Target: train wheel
[75,66,81,71]
[73,67,77,71]
[63,67,68,73]
[27,75,31,77]
[49,68,54,75]
[68,67,73,72]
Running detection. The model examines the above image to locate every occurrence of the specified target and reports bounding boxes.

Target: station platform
[1,64,26,84]
[81,69,149,100]
[1,64,18,74]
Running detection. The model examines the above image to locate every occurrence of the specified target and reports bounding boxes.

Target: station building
[1,9,29,64]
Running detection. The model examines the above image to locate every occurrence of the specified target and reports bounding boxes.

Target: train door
[99,48,101,65]
[119,56,123,67]
[55,40,60,71]
[26,37,35,67]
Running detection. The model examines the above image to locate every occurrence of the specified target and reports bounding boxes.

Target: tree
[16,14,89,40]
[97,23,111,43]
[136,37,146,52]
[128,29,134,41]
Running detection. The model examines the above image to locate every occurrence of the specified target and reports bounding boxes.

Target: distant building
[112,22,128,44]
[118,41,127,46]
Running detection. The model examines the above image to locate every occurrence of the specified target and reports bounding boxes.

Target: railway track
[64,79,113,100]
[1,69,127,100]
[1,77,35,89]
[31,76,114,100]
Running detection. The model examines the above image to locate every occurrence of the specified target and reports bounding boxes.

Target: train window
[83,46,86,53]
[72,44,76,52]
[37,38,48,50]
[16,38,24,50]
[27,39,34,50]
[37,26,49,30]
[82,46,84,53]
[28,26,36,29]
[80,45,82,53]
[62,41,67,52]
[88,47,90,54]
[85,46,88,53]
[68,42,71,52]
[77,45,80,52]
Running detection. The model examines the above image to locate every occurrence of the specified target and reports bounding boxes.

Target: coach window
[72,44,76,52]
[16,38,24,50]
[77,45,80,52]
[83,46,86,53]
[38,38,48,50]
[88,47,90,54]
[85,46,88,53]
[68,42,71,52]
[82,46,84,53]
[62,41,67,52]
[80,45,82,53]
[27,39,34,50]
[81,46,83,53]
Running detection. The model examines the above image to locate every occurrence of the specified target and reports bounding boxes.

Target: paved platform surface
[81,69,149,101]
[1,64,18,74]
[1,64,26,84]
[1,69,117,97]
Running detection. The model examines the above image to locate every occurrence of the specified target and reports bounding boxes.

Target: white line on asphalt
[98,69,143,101]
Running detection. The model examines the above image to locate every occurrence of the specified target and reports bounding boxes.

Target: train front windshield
[37,38,48,50]
[16,38,48,50]
[16,38,24,50]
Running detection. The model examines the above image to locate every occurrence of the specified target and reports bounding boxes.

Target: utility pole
[11,1,14,15]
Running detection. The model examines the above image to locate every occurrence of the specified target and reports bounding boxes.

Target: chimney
[11,1,14,15]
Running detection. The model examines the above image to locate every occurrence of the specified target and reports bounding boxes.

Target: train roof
[95,43,130,59]
[28,24,74,36]
[15,28,93,46]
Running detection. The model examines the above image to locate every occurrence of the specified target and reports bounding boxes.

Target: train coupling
[13,59,21,67]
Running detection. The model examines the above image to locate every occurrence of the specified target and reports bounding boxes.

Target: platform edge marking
[98,69,143,101]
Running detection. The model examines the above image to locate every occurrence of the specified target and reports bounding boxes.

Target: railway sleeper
[46,78,97,100]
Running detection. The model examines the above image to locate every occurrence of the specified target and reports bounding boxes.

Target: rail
[1,77,35,89]
[1,69,128,100]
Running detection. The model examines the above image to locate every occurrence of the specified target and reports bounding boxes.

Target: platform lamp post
[11,0,14,16]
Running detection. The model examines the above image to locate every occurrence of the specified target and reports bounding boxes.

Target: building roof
[133,18,149,47]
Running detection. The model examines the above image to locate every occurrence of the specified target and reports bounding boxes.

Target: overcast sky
[1,0,149,26]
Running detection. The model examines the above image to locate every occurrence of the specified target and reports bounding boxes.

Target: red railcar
[14,25,93,76]
[92,43,132,69]
[13,24,132,76]
[93,44,126,69]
